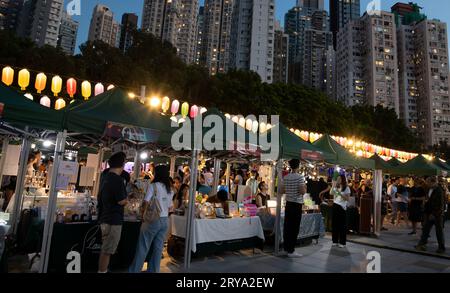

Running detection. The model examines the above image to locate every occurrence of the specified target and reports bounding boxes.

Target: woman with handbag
[129,165,174,273]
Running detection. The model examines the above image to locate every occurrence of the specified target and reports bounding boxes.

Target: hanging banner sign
[301,150,324,161]
[228,141,261,157]
[104,122,161,143]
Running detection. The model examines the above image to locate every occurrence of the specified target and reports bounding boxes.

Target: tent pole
[373,169,383,236]
[133,147,141,182]
[183,149,199,270]
[169,156,176,178]
[10,134,31,235]
[268,162,276,201]
[210,158,221,196]
[225,163,231,193]
[274,160,283,255]
[0,137,10,186]
[39,130,67,273]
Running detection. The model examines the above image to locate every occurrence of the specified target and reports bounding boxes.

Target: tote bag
[143,183,162,224]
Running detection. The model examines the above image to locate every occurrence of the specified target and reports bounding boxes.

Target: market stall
[312,135,381,236]
[260,123,331,254]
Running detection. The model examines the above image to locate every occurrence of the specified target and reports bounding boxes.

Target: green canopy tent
[180,108,263,158]
[65,88,175,146]
[390,155,444,176]
[387,157,402,167]
[431,157,450,171]
[262,123,334,161]
[313,134,375,170]
[370,154,395,173]
[0,83,64,131]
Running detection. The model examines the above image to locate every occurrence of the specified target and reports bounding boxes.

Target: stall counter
[171,215,265,254]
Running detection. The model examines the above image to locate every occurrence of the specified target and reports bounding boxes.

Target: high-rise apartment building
[337,11,399,114]
[200,0,235,75]
[176,0,199,64]
[285,3,332,89]
[16,0,64,48]
[393,3,426,133]
[324,46,336,99]
[392,3,450,147]
[336,19,365,106]
[141,0,199,64]
[297,0,324,10]
[0,0,23,31]
[273,22,289,84]
[229,0,275,83]
[88,4,120,47]
[57,11,79,55]
[119,13,138,53]
[194,6,204,65]
[330,0,360,49]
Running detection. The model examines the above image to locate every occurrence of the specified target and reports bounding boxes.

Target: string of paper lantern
[1,65,420,160]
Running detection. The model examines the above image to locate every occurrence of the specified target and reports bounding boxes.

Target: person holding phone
[330,175,351,248]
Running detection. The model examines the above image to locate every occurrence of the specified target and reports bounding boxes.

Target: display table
[170,215,265,256]
[48,221,141,273]
[258,212,325,242]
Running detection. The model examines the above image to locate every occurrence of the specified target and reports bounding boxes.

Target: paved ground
[160,237,450,273]
[347,221,450,259]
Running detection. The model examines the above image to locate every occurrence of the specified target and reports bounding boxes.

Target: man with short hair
[415,176,446,254]
[97,152,129,273]
[279,159,307,258]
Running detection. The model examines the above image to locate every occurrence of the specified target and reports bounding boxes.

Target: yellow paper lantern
[245,119,253,131]
[238,117,246,128]
[252,120,259,133]
[55,98,66,110]
[81,81,92,100]
[18,69,30,91]
[181,102,189,118]
[51,76,62,96]
[34,73,47,94]
[259,122,267,134]
[2,66,14,86]
[161,96,170,113]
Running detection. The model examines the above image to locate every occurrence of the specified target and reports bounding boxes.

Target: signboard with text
[301,150,324,161]
[105,122,161,143]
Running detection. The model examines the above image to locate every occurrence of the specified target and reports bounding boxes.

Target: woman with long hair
[330,175,351,248]
[129,165,174,273]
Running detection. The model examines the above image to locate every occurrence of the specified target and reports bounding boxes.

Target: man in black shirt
[97,152,128,273]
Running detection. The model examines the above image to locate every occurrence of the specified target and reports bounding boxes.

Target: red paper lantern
[67,78,77,98]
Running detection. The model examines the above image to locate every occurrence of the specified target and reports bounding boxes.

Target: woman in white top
[330,175,351,248]
[129,165,173,273]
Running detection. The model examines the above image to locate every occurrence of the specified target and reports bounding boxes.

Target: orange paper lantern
[1,66,14,86]
[34,73,47,94]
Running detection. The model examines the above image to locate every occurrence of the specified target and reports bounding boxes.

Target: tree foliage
[0,30,422,152]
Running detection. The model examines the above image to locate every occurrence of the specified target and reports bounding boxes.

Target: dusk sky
[72,0,450,53]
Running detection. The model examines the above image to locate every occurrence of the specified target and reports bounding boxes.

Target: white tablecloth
[171,215,265,253]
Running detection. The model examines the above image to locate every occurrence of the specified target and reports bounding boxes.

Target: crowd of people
[96,152,449,273]
[97,154,275,273]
